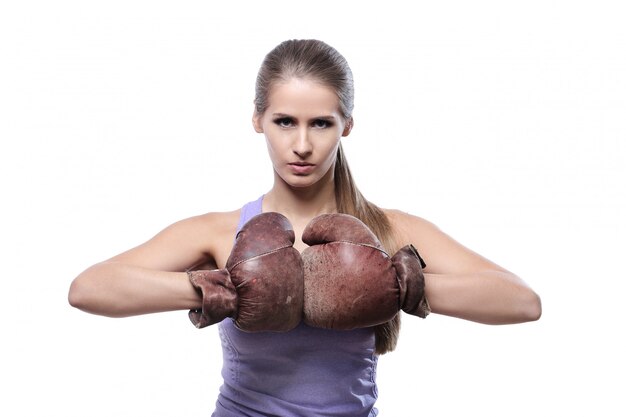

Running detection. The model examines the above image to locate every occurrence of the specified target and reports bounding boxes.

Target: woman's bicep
[386,209,541,323]
[388,209,508,275]
[105,215,217,272]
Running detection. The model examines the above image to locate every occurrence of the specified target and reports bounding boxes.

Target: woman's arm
[68,211,238,318]
[386,209,541,324]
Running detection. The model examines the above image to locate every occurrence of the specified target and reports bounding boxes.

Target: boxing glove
[188,212,304,332]
[301,213,429,330]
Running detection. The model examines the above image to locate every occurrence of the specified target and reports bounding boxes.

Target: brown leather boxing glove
[301,213,429,330]
[391,244,431,318]
[188,212,304,332]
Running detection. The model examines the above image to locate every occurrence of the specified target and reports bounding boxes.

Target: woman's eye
[274,118,293,128]
[312,119,332,128]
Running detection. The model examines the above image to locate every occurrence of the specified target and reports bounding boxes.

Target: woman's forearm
[68,261,201,318]
[424,270,542,324]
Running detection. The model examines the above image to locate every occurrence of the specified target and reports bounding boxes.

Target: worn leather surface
[302,214,385,250]
[301,214,430,329]
[188,269,237,328]
[189,212,304,332]
[301,214,400,329]
[391,244,430,318]
[189,212,428,332]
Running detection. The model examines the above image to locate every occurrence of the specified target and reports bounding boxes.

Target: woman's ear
[342,117,354,137]
[252,111,264,133]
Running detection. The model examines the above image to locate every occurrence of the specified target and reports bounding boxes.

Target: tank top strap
[235,195,264,235]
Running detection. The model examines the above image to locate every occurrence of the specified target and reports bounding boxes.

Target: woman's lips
[288,162,315,174]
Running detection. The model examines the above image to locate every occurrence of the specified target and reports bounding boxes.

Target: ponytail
[334,143,401,354]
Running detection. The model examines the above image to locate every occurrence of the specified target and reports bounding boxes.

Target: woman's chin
[274,166,334,190]
[287,178,318,189]
[279,174,321,189]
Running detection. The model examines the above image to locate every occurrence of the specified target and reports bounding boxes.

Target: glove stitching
[324,241,390,257]
[228,243,294,271]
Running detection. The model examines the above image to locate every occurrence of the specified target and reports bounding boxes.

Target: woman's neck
[263,170,337,224]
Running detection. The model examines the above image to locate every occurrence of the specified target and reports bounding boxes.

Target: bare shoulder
[383,208,507,274]
[154,209,239,243]
[383,208,441,246]
[108,209,241,271]
[182,210,240,242]
[168,209,241,266]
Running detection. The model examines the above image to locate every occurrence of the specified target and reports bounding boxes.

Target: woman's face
[253,77,352,189]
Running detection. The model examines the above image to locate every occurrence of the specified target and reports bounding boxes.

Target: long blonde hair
[255,39,400,354]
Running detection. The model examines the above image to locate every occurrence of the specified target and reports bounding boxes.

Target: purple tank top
[212,195,379,417]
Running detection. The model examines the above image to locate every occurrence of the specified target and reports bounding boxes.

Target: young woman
[68,39,541,416]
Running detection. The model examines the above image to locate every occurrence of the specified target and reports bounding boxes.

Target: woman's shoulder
[382,207,501,275]
[149,209,240,253]
[103,209,242,271]
[172,209,241,243]
[382,208,440,243]
[191,209,241,229]
[161,209,241,269]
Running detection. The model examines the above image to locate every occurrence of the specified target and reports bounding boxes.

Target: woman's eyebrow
[272,113,292,118]
[272,113,337,120]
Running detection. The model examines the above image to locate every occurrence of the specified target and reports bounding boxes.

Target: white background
[1,1,625,416]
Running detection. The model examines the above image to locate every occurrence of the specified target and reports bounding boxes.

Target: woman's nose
[293,128,313,157]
